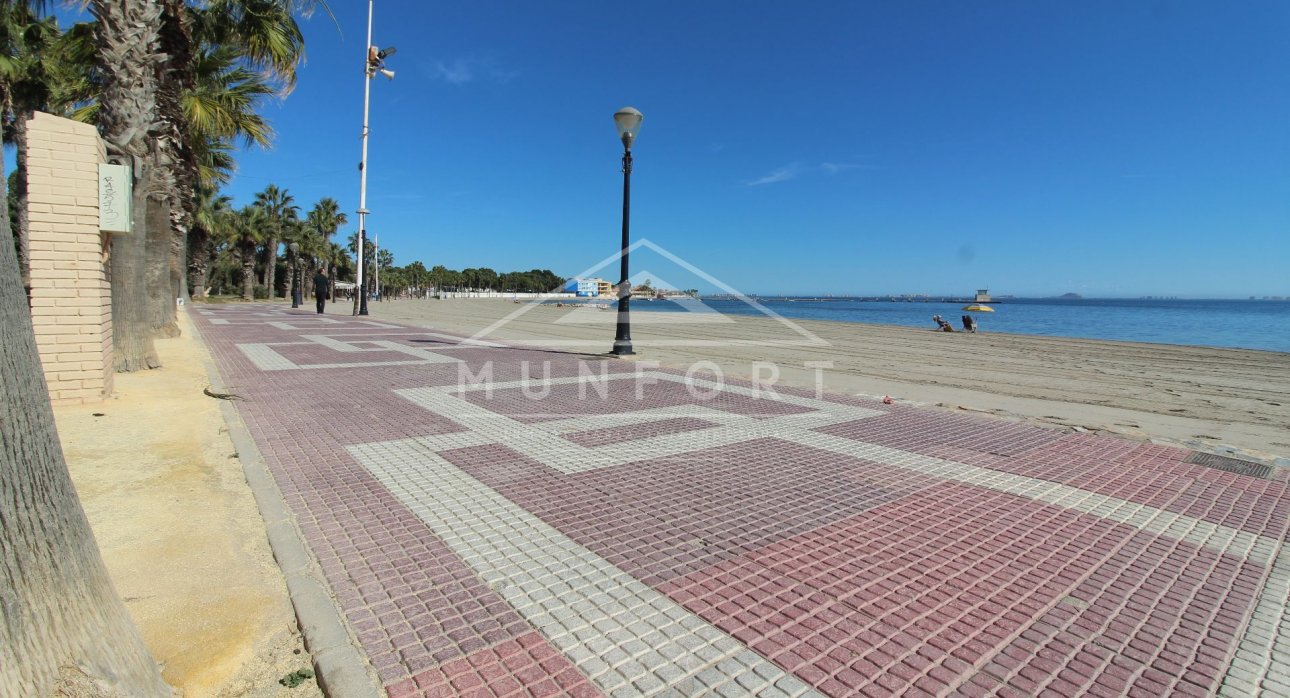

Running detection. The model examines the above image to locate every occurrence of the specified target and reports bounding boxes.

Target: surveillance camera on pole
[355,2,398,316]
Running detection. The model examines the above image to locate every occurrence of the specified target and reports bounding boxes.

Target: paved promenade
[195,305,1289,697]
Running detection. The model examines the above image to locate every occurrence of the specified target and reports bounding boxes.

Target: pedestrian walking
[313,270,330,314]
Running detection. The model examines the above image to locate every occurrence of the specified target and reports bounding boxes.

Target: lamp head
[377,46,397,60]
[614,106,644,149]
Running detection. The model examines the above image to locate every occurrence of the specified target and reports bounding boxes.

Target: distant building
[590,278,613,297]
[974,289,992,303]
[564,278,600,297]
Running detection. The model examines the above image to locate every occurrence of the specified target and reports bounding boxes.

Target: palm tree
[90,0,164,370]
[84,0,326,368]
[187,185,232,299]
[164,0,312,306]
[252,183,296,296]
[61,16,276,306]
[183,43,274,185]
[327,240,350,281]
[306,196,346,245]
[233,204,267,300]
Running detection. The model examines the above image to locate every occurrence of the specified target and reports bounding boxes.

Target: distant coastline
[625,297,1290,354]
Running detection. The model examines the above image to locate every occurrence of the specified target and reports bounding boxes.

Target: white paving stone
[353,441,820,698]
[401,371,1283,565]
[1220,541,1290,696]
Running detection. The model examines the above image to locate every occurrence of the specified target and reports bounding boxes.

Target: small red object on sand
[882,396,893,405]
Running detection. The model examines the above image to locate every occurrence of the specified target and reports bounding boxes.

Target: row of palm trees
[193,183,353,300]
[2,0,325,372]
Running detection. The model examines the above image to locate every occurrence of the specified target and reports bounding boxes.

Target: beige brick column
[26,111,113,404]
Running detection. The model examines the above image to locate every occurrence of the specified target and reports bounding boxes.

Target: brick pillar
[26,111,113,404]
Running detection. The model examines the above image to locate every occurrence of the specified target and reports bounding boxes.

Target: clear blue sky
[65,2,1290,296]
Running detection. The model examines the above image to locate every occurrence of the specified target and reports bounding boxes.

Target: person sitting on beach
[932,315,954,332]
[961,315,977,333]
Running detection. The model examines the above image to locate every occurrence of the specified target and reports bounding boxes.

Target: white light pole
[354,0,395,316]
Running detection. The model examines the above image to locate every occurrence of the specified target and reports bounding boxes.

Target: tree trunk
[14,112,32,305]
[158,0,196,308]
[264,237,277,296]
[170,221,187,305]
[240,240,255,300]
[94,0,165,372]
[145,195,179,337]
[186,226,210,300]
[1,142,171,698]
[110,157,162,371]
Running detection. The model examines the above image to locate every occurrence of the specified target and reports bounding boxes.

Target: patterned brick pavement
[195,305,1290,697]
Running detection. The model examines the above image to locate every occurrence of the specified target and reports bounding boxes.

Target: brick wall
[26,111,113,404]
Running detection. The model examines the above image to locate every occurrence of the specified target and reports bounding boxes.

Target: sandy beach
[356,298,1290,459]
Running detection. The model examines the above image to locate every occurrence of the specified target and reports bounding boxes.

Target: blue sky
[58,2,1290,296]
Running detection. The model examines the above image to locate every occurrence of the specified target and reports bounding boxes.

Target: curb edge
[186,309,383,698]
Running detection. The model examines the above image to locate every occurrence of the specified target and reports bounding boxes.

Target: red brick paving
[659,482,1158,696]
[561,416,718,447]
[192,305,1288,697]
[447,437,941,587]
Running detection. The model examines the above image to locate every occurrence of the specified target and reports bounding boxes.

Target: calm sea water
[620,297,1290,353]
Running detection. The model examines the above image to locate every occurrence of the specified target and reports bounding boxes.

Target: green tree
[1,6,58,299]
[251,183,295,296]
[232,204,267,299]
[183,42,274,185]
[305,196,346,243]
[187,184,233,299]
[83,0,326,368]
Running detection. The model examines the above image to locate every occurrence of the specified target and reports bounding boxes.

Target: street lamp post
[354,0,396,316]
[610,106,643,356]
[289,242,301,308]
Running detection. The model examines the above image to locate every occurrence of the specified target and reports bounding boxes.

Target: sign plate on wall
[98,163,132,233]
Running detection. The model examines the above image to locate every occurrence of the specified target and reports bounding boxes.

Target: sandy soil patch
[54,309,321,698]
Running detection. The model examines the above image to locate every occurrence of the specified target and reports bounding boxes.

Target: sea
[618,297,1290,354]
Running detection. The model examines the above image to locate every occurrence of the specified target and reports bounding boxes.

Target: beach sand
[355,298,1290,459]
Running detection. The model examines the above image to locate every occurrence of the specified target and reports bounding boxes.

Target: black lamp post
[358,226,370,315]
[289,242,302,308]
[610,106,643,356]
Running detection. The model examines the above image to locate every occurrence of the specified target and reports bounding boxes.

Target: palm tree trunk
[158,0,196,308]
[241,240,255,300]
[93,0,164,371]
[14,111,32,305]
[1,129,170,698]
[187,226,210,300]
[265,236,277,297]
[146,195,179,337]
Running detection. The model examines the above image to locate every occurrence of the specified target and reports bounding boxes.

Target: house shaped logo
[469,239,829,350]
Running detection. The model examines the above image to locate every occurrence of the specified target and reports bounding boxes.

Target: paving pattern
[194,305,1290,697]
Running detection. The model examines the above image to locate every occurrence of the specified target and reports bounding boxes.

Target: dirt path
[54,309,322,698]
